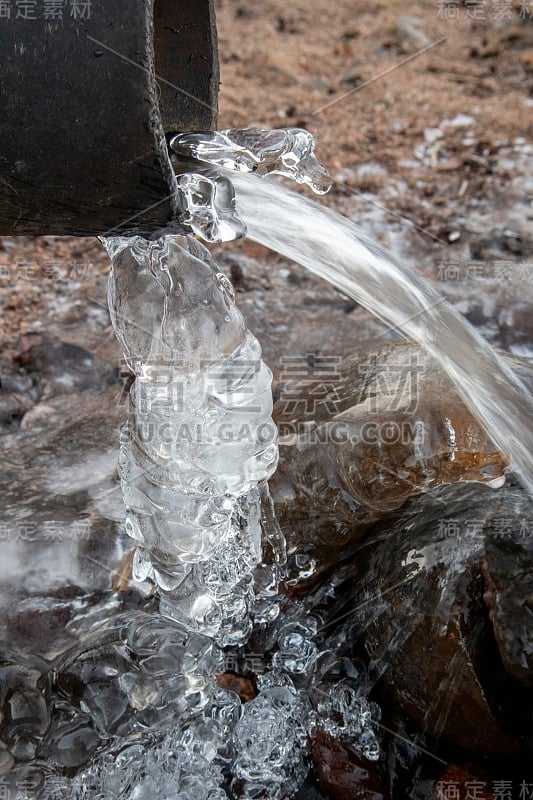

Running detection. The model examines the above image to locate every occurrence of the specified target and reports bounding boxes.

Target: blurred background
[1,0,532,367]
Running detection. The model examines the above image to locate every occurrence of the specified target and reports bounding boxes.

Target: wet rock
[333,481,533,756]
[310,731,389,800]
[0,394,32,431]
[295,783,329,800]
[0,358,40,432]
[272,341,512,591]
[0,360,35,395]
[14,335,117,398]
[482,493,533,687]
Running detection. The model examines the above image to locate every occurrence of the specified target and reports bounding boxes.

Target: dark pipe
[0,0,218,235]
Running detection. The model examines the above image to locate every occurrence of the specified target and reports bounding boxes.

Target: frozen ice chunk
[103,234,279,646]
[232,685,309,799]
[170,127,333,195]
[176,172,247,243]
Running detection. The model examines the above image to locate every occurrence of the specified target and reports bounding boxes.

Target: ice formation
[4,126,532,799]
[100,127,335,648]
[170,126,333,195]
[49,607,380,800]
[67,128,380,799]
[103,234,280,646]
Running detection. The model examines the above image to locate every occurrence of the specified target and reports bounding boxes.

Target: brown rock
[310,731,389,800]
[433,764,495,800]
[216,673,257,703]
[338,480,533,756]
[481,505,533,688]
[272,342,510,591]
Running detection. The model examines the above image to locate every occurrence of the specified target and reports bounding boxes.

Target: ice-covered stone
[232,685,309,799]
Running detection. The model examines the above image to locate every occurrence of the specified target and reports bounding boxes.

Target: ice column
[103,234,279,646]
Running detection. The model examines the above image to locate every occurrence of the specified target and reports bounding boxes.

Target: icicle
[103,233,279,646]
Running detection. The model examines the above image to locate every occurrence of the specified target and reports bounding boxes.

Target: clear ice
[102,233,280,647]
[170,127,333,196]
[174,171,247,243]
[100,127,334,650]
[232,684,309,800]
[64,127,379,800]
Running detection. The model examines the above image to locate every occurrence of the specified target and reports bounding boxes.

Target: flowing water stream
[170,126,533,495]
[228,172,533,498]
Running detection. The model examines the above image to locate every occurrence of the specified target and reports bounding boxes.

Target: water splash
[169,128,532,496]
